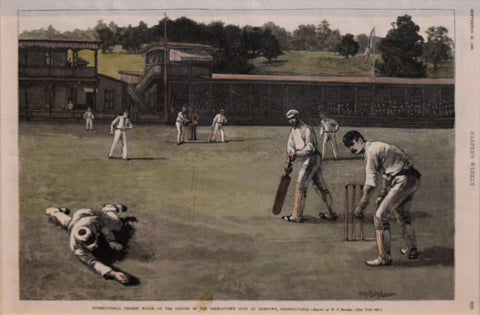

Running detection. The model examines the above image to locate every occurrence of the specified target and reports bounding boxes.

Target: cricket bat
[272,154,293,215]
[207,127,213,142]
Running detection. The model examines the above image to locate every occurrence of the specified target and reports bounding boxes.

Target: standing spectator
[64,98,74,111]
[282,109,337,223]
[318,113,340,160]
[211,109,228,143]
[176,106,190,145]
[108,111,133,161]
[83,107,95,131]
[188,110,200,141]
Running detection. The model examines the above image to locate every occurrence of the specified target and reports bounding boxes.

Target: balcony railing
[19,66,96,78]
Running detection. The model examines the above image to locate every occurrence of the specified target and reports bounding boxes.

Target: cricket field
[18,122,454,300]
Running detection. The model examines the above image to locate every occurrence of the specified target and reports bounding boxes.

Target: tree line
[20,15,453,78]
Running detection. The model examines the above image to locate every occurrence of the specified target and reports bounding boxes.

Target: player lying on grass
[343,130,421,266]
[281,109,337,223]
[45,204,133,284]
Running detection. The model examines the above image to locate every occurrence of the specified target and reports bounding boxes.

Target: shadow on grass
[302,215,342,224]
[93,216,141,285]
[259,59,288,66]
[113,270,141,286]
[127,157,168,161]
[322,156,363,161]
[393,246,454,267]
[181,140,246,144]
[95,216,137,263]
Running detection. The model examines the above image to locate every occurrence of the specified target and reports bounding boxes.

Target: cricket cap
[73,226,98,251]
[286,109,300,119]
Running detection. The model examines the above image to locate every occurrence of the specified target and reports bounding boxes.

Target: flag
[363,27,375,64]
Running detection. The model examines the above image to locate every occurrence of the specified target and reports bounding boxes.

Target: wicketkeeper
[343,130,421,266]
[45,204,133,284]
[282,109,337,223]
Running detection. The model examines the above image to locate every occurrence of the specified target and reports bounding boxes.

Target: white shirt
[287,121,319,159]
[68,210,118,276]
[213,114,227,125]
[83,111,94,120]
[363,141,414,187]
[176,111,189,124]
[111,116,132,131]
[320,118,339,133]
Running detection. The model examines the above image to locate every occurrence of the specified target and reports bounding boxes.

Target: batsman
[281,109,337,223]
[343,130,421,266]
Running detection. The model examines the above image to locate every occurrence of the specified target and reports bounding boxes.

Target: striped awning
[169,49,213,62]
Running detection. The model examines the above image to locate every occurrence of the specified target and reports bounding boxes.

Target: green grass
[425,62,454,79]
[79,50,145,79]
[250,51,373,77]
[80,50,453,79]
[251,51,453,78]
[19,122,454,301]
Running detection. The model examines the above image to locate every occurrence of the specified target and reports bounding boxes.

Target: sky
[18,8,455,39]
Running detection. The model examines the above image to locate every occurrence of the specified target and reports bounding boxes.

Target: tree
[378,15,427,78]
[94,20,117,53]
[203,21,227,48]
[317,20,342,51]
[212,48,253,74]
[355,33,368,53]
[262,22,292,51]
[335,34,359,59]
[260,29,282,62]
[423,26,453,71]
[291,24,318,50]
[240,26,264,59]
[205,23,253,74]
[117,22,150,53]
[168,17,202,43]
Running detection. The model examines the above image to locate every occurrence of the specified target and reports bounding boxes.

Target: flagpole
[163,12,168,124]
[372,27,376,81]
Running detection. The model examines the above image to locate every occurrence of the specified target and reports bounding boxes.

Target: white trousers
[212,123,225,142]
[109,129,128,159]
[176,122,186,144]
[85,118,93,130]
[48,207,122,233]
[291,152,333,219]
[321,133,337,159]
[375,174,419,220]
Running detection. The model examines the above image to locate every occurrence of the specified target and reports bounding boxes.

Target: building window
[105,90,115,109]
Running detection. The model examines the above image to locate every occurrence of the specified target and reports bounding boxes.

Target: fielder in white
[211,109,228,143]
[83,107,94,131]
[282,109,337,223]
[343,130,421,266]
[318,113,339,160]
[45,204,132,284]
[108,111,133,160]
[176,106,190,145]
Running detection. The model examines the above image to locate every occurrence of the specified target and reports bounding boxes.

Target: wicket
[344,182,364,241]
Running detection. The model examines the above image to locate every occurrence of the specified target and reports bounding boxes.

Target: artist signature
[358,290,396,299]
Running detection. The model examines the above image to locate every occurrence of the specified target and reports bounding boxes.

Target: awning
[169,49,213,62]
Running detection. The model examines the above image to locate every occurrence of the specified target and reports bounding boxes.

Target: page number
[470,301,474,310]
